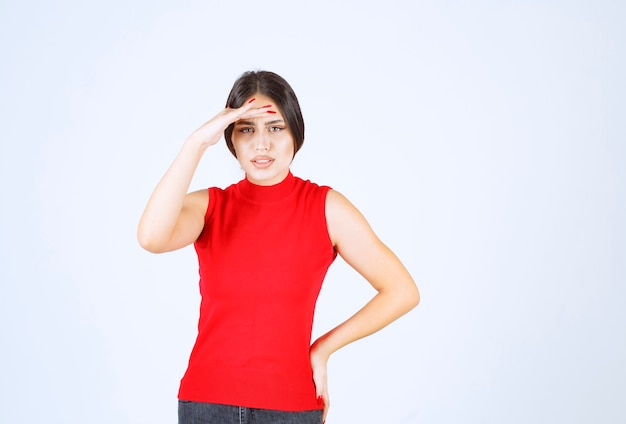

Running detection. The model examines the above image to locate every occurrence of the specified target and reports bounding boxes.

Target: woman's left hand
[310,342,330,422]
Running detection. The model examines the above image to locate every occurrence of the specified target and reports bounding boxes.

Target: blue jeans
[178,400,323,424]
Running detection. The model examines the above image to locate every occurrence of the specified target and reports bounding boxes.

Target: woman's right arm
[137,98,271,253]
[136,137,211,253]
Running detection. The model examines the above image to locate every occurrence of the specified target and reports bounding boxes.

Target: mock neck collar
[237,171,296,203]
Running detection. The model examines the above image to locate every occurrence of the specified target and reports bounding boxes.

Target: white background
[1,1,624,423]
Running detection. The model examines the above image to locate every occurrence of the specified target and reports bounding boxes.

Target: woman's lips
[251,156,274,168]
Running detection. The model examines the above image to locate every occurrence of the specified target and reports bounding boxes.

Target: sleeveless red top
[178,172,336,411]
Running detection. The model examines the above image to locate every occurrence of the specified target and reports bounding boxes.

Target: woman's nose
[255,133,270,151]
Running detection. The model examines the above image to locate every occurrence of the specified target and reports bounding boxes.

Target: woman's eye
[240,127,253,133]
[269,126,283,132]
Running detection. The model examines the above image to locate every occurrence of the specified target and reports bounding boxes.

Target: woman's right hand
[187,98,273,149]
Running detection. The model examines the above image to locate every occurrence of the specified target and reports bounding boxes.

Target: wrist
[183,133,212,154]
[310,337,332,363]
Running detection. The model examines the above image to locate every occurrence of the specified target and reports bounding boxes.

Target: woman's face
[231,93,295,186]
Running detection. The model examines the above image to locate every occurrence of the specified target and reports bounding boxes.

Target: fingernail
[262,104,272,108]
[267,110,277,114]
[248,98,256,104]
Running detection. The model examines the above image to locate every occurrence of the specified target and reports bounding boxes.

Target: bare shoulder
[325,188,347,212]
[185,188,209,208]
[182,188,210,222]
[325,189,362,225]
[325,189,375,249]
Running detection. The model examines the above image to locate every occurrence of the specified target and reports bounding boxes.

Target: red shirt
[178,172,336,411]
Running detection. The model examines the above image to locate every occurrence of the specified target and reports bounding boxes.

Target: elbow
[405,283,420,311]
[137,233,156,253]
[400,279,420,312]
[410,285,420,309]
[137,228,167,254]
[380,276,420,315]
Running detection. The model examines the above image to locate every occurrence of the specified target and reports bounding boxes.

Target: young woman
[137,70,419,424]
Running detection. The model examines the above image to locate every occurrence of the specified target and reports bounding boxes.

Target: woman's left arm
[311,189,420,420]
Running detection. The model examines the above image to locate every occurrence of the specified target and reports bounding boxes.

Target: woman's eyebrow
[234,119,285,127]
[264,119,285,125]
